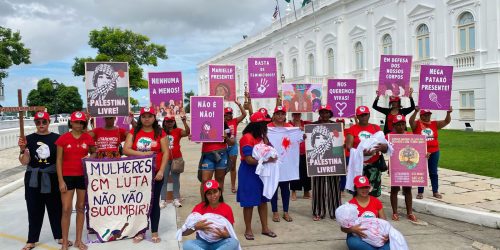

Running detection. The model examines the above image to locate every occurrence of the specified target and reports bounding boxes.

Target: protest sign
[190,96,224,142]
[209,65,236,102]
[148,72,183,116]
[248,58,278,98]
[83,155,155,242]
[388,134,428,187]
[305,123,346,176]
[282,83,322,113]
[378,55,412,97]
[85,62,130,117]
[327,79,357,118]
[418,65,453,110]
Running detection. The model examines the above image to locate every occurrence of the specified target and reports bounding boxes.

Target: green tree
[0,26,31,80]
[27,78,83,114]
[183,90,195,113]
[130,96,139,112]
[72,27,167,91]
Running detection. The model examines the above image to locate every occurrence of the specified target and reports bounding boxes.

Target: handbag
[171,157,185,174]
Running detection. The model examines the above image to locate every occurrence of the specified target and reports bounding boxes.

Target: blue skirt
[236,160,269,207]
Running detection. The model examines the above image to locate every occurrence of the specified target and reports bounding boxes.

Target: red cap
[274,106,287,113]
[389,96,401,103]
[163,115,175,121]
[258,108,268,116]
[318,104,332,112]
[420,109,432,115]
[250,112,271,123]
[392,115,406,124]
[224,107,233,114]
[34,111,50,121]
[140,107,155,116]
[203,180,220,193]
[354,175,371,188]
[356,106,370,116]
[70,111,86,122]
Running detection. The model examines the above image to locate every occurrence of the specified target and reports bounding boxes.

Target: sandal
[22,243,35,250]
[261,231,277,238]
[416,193,423,199]
[407,214,418,223]
[57,239,73,247]
[244,233,255,240]
[433,192,442,199]
[272,213,280,222]
[73,242,88,250]
[312,216,321,221]
[392,213,400,221]
[231,187,237,193]
[151,236,161,243]
[282,214,293,222]
[133,233,145,243]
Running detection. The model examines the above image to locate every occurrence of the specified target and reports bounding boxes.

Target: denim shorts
[200,150,228,171]
[227,142,239,157]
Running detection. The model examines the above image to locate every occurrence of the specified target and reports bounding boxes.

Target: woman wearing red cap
[160,113,190,208]
[18,111,67,250]
[224,100,247,194]
[237,112,277,240]
[182,180,239,249]
[123,107,169,243]
[289,113,312,200]
[56,111,96,250]
[88,116,128,159]
[372,89,415,135]
[342,175,389,249]
[409,106,452,199]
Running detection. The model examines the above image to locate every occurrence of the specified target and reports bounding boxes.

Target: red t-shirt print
[55,132,95,176]
[93,127,126,152]
[347,124,381,163]
[166,128,183,160]
[349,196,383,218]
[192,202,235,224]
[130,129,166,172]
[413,120,439,153]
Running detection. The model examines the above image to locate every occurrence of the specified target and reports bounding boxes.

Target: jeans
[160,160,180,200]
[183,235,239,250]
[346,233,390,250]
[418,151,440,194]
[271,181,291,213]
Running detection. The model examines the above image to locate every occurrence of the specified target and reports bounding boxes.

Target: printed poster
[148,72,184,116]
[305,123,346,177]
[327,79,357,118]
[418,65,453,110]
[209,65,236,102]
[282,83,322,113]
[248,57,278,98]
[378,55,412,97]
[83,156,155,242]
[388,134,428,187]
[85,62,130,117]
[190,96,224,142]
[95,116,131,131]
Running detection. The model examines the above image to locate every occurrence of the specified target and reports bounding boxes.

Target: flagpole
[292,0,298,21]
[276,0,283,28]
[311,0,317,27]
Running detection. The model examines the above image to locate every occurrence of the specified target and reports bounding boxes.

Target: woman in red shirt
[88,116,128,158]
[123,107,169,244]
[56,111,96,250]
[409,106,452,199]
[372,89,415,135]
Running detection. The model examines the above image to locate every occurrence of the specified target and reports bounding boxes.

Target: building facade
[197,0,500,131]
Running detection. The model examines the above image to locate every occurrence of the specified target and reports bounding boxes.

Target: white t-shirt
[267,127,303,182]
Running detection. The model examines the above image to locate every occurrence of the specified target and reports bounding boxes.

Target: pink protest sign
[209,65,236,102]
[327,79,357,118]
[248,58,278,98]
[190,96,224,142]
[282,83,322,113]
[378,55,412,97]
[148,72,183,116]
[388,134,428,187]
[418,65,453,110]
[94,116,130,131]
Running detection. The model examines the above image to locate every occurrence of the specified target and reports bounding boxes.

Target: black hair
[162,119,178,134]
[242,121,268,139]
[132,116,162,143]
[203,188,224,208]
[68,120,88,130]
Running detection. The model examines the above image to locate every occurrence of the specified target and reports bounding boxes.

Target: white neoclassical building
[197,0,500,131]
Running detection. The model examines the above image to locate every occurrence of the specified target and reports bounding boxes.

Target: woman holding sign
[123,107,169,244]
[56,111,96,250]
[409,106,452,199]
[372,88,415,135]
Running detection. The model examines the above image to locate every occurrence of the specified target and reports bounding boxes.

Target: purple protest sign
[94,116,130,131]
[209,65,236,102]
[388,134,428,187]
[378,55,412,97]
[327,79,357,118]
[248,58,278,98]
[190,96,224,142]
[418,65,453,110]
[148,72,183,116]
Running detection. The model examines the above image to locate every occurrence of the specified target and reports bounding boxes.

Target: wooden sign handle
[18,89,25,138]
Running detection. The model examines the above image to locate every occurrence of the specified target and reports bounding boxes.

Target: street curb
[0,178,23,198]
[381,191,500,229]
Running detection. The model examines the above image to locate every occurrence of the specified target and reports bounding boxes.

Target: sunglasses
[35,120,48,126]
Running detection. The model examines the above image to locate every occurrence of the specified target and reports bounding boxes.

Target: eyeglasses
[35,120,48,126]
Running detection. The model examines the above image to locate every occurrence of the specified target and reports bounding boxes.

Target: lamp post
[51,80,60,123]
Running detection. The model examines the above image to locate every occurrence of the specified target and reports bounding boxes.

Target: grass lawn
[438,129,500,178]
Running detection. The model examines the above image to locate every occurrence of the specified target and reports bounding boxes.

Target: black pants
[24,171,62,243]
[312,176,341,219]
[290,155,311,192]
[150,180,163,233]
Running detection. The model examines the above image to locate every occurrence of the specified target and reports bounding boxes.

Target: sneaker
[159,200,168,209]
[173,199,182,208]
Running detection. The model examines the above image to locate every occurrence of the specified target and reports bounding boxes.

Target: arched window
[308,54,315,75]
[382,34,393,55]
[355,42,364,70]
[416,24,430,59]
[458,12,475,52]
[327,48,334,75]
[292,58,298,77]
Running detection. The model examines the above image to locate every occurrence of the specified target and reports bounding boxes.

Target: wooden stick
[18,89,25,138]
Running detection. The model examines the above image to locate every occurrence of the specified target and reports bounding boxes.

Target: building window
[460,91,474,108]
[354,42,364,70]
[416,24,430,60]
[292,58,298,77]
[382,34,393,55]
[327,48,334,75]
[308,54,315,76]
[458,12,475,52]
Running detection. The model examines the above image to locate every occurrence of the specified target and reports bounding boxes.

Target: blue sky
[0,0,293,108]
